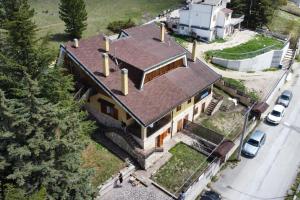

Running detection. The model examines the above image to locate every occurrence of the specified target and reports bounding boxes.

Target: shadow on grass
[49,33,71,43]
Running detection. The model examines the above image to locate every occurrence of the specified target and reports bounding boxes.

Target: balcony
[147,113,172,137]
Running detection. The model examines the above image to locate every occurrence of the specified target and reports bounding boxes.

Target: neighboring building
[167,0,244,42]
[58,23,221,169]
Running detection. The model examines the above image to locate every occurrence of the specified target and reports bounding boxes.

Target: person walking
[118,172,123,186]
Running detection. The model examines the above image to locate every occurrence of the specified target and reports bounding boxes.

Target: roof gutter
[146,72,222,127]
[60,45,147,127]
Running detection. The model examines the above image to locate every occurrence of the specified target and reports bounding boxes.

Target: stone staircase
[281,49,295,70]
[205,94,224,116]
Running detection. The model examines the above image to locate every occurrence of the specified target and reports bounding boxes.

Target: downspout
[170,110,174,138]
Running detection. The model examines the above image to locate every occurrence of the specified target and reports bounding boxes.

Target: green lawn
[206,35,284,60]
[82,140,125,187]
[151,143,209,194]
[30,0,184,50]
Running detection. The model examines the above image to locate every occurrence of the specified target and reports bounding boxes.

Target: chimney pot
[160,23,165,42]
[73,38,79,48]
[104,36,110,52]
[121,68,128,96]
[102,53,110,77]
[192,40,198,62]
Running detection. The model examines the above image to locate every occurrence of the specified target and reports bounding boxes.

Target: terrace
[206,35,284,60]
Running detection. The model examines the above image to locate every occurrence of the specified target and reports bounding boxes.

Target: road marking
[283,122,291,127]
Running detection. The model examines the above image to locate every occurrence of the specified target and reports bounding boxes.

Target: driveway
[211,64,300,200]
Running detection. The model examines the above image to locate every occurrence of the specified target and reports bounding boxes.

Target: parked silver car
[277,90,293,107]
[242,130,266,158]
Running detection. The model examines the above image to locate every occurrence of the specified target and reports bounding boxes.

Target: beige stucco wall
[88,93,134,126]
[88,88,213,151]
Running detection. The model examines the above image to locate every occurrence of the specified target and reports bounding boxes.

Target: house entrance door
[177,119,183,132]
[201,102,206,113]
[156,130,168,148]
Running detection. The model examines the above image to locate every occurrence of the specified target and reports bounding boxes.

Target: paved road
[212,64,300,200]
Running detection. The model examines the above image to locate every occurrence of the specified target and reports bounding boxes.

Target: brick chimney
[121,68,128,96]
[192,40,198,62]
[160,23,165,42]
[102,53,110,77]
[73,38,79,48]
[104,36,109,52]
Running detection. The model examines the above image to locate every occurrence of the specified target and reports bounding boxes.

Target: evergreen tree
[4,184,47,200]
[0,74,95,199]
[1,0,53,78]
[59,0,87,39]
[0,1,95,199]
[228,0,284,29]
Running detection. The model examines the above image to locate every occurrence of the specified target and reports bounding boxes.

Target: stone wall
[212,42,290,72]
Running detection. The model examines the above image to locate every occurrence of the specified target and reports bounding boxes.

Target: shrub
[107,19,136,33]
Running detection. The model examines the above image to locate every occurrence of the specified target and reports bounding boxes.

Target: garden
[195,88,246,141]
[82,139,125,188]
[151,143,209,195]
[205,35,284,60]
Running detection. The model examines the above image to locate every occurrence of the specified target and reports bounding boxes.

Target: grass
[171,33,193,48]
[151,143,209,194]
[269,9,300,47]
[222,78,260,101]
[82,140,125,187]
[201,111,244,141]
[211,38,227,43]
[205,35,284,60]
[263,67,280,72]
[285,168,300,199]
[29,0,184,50]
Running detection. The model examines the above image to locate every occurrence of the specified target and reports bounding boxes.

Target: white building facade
[167,0,244,42]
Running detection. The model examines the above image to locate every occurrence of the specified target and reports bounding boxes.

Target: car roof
[282,90,292,96]
[249,130,265,141]
[273,104,285,112]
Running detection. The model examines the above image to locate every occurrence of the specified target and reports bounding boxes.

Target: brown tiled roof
[64,23,221,126]
[110,24,185,71]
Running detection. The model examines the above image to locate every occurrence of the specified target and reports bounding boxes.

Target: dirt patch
[195,89,246,141]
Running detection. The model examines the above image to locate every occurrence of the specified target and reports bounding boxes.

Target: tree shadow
[49,33,71,43]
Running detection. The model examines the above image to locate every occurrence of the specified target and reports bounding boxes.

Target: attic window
[177,105,181,112]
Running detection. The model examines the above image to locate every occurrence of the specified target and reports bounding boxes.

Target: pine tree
[1,0,54,78]
[0,74,95,199]
[59,0,87,39]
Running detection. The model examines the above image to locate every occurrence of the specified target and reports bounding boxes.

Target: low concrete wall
[212,42,290,72]
[96,164,135,198]
[185,159,221,200]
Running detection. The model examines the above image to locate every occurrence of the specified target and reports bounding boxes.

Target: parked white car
[267,105,285,124]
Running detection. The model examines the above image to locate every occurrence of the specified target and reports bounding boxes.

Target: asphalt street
[212,64,300,200]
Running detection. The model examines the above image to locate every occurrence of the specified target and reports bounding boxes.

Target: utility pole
[237,104,255,161]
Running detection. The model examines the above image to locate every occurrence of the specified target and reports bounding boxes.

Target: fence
[215,80,257,106]
[256,28,289,41]
[184,121,225,145]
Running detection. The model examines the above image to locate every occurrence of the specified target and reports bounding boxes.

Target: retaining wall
[212,42,290,72]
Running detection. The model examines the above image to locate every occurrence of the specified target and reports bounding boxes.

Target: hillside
[30,0,184,49]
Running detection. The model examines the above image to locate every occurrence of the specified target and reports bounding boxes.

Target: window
[188,99,192,104]
[99,99,118,119]
[177,105,181,112]
[126,113,131,120]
